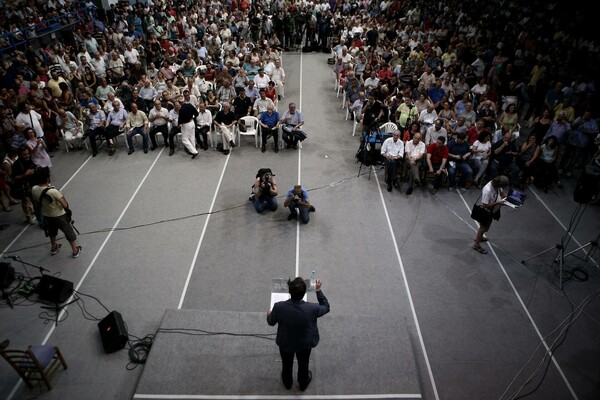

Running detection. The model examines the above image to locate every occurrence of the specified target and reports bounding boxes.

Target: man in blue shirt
[427,79,446,109]
[258,104,280,153]
[446,132,473,192]
[283,185,315,223]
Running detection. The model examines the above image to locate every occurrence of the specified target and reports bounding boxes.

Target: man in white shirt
[270,59,286,100]
[105,101,128,155]
[90,52,107,79]
[381,130,404,192]
[125,103,149,155]
[148,100,170,150]
[425,119,448,146]
[123,43,139,67]
[419,104,438,137]
[139,80,158,110]
[195,102,212,151]
[253,68,270,89]
[167,101,181,156]
[404,132,426,194]
[16,103,45,139]
[253,88,275,116]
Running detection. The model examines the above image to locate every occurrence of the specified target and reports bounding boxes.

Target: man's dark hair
[437,136,446,144]
[288,277,307,301]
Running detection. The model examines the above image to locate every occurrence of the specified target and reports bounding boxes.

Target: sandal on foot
[473,245,487,254]
[50,243,62,255]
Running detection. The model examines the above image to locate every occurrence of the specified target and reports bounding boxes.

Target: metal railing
[0,4,94,55]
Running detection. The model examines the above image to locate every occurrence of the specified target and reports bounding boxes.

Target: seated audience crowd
[0,0,599,225]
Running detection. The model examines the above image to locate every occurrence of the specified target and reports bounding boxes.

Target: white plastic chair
[61,121,88,152]
[237,116,260,148]
[352,111,360,137]
[379,122,398,134]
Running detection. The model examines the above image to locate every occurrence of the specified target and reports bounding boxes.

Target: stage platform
[132,309,422,399]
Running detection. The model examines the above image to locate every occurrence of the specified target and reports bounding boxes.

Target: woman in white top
[470,130,492,186]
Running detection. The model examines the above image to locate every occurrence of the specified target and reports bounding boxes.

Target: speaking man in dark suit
[267,276,330,391]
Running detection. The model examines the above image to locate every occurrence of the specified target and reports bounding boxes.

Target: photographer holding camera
[251,169,279,213]
[284,184,315,224]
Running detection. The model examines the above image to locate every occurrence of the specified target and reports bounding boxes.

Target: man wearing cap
[473,175,509,254]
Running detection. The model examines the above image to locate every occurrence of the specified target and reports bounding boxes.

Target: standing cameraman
[31,167,82,258]
[252,170,278,213]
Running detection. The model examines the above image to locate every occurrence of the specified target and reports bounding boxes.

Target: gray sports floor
[1,53,599,400]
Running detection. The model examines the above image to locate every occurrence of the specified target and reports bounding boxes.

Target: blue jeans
[447,161,473,188]
[253,196,278,213]
[288,201,309,223]
[127,126,149,150]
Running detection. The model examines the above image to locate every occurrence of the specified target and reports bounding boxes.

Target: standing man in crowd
[178,100,199,158]
[473,176,509,254]
[267,276,330,391]
[31,167,82,258]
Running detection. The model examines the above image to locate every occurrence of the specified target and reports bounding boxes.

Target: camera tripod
[521,203,596,289]
[357,126,385,180]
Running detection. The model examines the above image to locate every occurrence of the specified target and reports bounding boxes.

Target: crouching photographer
[251,168,278,213]
[284,184,315,224]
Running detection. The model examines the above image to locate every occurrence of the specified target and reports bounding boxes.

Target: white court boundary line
[456,192,578,399]
[294,49,303,277]
[6,151,164,400]
[133,394,421,399]
[177,153,231,309]
[373,169,438,400]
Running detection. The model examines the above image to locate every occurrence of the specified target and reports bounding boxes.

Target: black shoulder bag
[471,194,493,226]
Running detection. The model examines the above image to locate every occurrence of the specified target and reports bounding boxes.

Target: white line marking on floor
[133,394,422,399]
[178,153,231,309]
[6,152,164,400]
[456,191,579,399]
[295,50,303,278]
[374,168,439,400]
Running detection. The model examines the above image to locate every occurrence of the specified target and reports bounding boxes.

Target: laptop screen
[507,188,527,205]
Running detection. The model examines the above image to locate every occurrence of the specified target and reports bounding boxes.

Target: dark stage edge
[132,309,422,399]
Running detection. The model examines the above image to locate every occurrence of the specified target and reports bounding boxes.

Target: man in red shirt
[426,136,449,194]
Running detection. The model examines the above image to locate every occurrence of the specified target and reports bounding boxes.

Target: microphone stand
[5,256,49,278]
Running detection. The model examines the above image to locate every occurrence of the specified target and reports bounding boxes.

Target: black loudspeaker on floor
[0,262,15,289]
[98,310,128,354]
[37,275,74,303]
